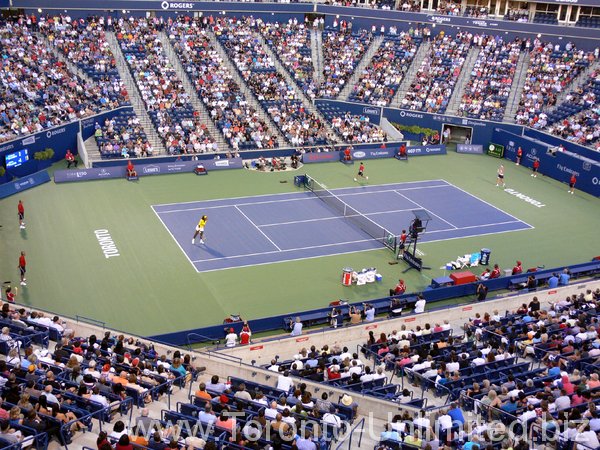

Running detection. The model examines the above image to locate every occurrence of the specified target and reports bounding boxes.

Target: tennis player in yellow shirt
[192,215,208,245]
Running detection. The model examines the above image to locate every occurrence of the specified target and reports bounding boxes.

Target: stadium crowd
[0,18,126,143]
[318,28,373,99]
[457,36,522,121]
[169,17,279,151]
[215,16,331,146]
[401,31,473,113]
[349,33,419,106]
[115,17,217,155]
[515,40,596,127]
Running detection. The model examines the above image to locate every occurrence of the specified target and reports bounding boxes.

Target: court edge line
[193,220,527,263]
[440,179,536,229]
[194,246,388,273]
[234,205,282,252]
[394,190,459,229]
[152,179,449,209]
[150,205,200,274]
[192,238,377,262]
[193,225,535,273]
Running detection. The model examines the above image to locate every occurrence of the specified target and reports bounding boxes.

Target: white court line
[150,205,200,274]
[258,208,416,228]
[194,246,387,273]
[193,224,535,272]
[234,205,282,252]
[152,180,453,209]
[394,190,459,229]
[156,184,452,215]
[440,179,535,230]
[192,238,375,262]
[424,220,522,234]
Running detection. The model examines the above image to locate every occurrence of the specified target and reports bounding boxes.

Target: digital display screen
[5,149,29,168]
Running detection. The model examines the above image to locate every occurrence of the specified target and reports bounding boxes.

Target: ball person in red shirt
[569,174,576,195]
[531,158,540,178]
[354,163,368,182]
[516,147,523,165]
[17,200,25,229]
[18,251,27,286]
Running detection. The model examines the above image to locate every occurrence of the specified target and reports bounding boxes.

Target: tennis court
[152,179,533,272]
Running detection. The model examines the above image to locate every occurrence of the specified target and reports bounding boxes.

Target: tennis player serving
[192,215,208,245]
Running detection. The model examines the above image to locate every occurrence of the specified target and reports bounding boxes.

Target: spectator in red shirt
[390,279,406,296]
[490,264,501,279]
[240,323,251,345]
[5,286,16,303]
[17,200,25,229]
[512,261,523,275]
[18,251,26,286]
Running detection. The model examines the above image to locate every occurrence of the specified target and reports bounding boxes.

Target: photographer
[363,303,375,322]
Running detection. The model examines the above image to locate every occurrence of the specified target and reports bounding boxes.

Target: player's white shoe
[200,239,204,244]
[192,239,195,244]
[20,281,26,286]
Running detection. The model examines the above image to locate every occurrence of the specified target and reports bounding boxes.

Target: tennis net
[304,176,397,252]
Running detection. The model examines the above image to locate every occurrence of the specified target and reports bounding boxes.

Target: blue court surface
[152,180,533,272]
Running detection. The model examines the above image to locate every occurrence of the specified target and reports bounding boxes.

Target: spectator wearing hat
[224,328,238,348]
[340,394,358,416]
[390,279,406,297]
[490,264,501,279]
[239,323,251,345]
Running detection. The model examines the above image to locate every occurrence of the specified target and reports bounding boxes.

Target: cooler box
[480,248,491,265]
[450,271,477,285]
[375,274,382,282]
[342,268,353,286]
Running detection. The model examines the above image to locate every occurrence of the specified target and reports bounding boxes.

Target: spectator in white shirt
[277,371,294,393]
[414,296,426,314]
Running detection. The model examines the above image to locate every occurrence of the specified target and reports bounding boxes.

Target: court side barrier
[147,259,600,346]
[0,169,51,199]
[54,158,243,183]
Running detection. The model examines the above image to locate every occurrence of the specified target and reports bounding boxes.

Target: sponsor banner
[351,148,395,160]
[405,145,446,156]
[0,170,51,199]
[302,151,341,164]
[55,157,243,183]
[487,143,505,158]
[456,144,483,154]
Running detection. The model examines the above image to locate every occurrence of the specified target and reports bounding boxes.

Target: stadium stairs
[104,31,167,157]
[206,29,288,148]
[158,31,231,152]
[445,46,482,116]
[338,35,385,101]
[391,40,432,108]
[310,29,324,84]
[502,51,531,123]
[254,33,342,143]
